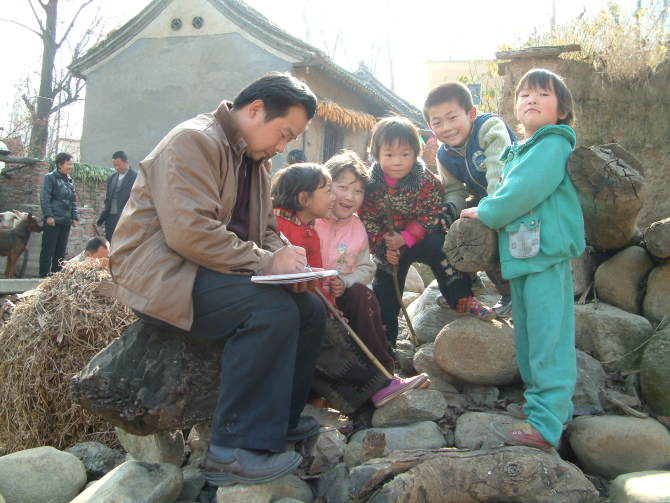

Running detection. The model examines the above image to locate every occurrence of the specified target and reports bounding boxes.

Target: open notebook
[251,269,338,284]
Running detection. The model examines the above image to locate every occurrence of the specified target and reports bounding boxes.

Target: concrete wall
[498,57,670,227]
[80,32,292,168]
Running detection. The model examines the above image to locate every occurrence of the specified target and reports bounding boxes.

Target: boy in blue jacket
[424,82,516,315]
[461,69,585,449]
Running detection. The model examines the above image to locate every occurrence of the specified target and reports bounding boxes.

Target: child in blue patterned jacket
[460,68,585,449]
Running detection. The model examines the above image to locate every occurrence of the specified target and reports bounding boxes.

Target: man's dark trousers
[104,214,121,242]
[190,267,326,453]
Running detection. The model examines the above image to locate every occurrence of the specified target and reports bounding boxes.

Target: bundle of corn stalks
[317,101,377,131]
[0,261,136,453]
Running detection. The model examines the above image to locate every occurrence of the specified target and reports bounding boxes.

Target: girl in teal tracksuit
[461,68,585,449]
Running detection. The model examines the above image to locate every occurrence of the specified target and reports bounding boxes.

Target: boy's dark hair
[370,116,421,161]
[271,163,330,212]
[112,150,128,162]
[287,149,307,164]
[324,150,369,185]
[85,237,109,253]
[515,68,574,126]
[233,72,317,122]
[55,152,72,168]
[423,82,474,122]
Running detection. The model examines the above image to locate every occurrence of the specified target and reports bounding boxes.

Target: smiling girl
[461,68,585,450]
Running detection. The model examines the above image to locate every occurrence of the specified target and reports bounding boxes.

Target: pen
[278,231,313,271]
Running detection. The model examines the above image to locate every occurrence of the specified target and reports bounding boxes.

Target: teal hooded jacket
[477,125,585,279]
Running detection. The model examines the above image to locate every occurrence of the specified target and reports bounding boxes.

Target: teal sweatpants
[509,260,576,446]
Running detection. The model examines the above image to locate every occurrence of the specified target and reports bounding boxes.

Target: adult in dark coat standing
[97,151,137,241]
[39,152,79,277]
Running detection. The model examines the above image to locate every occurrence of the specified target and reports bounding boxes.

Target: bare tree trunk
[29,0,58,159]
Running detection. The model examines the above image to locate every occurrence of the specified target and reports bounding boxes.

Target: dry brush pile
[0,261,136,453]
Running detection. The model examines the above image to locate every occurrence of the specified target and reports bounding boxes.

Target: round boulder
[404,265,425,294]
[568,416,670,479]
[640,328,670,416]
[594,246,653,314]
[434,317,519,385]
[443,218,498,272]
[642,264,670,324]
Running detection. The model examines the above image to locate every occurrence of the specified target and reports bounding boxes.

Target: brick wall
[0,163,107,278]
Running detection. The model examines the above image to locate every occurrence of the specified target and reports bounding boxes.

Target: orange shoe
[454,296,496,321]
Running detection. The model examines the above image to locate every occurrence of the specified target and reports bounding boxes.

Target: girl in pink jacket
[315,151,428,407]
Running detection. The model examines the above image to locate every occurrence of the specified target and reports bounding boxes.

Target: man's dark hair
[233,73,317,121]
[271,163,330,212]
[112,150,128,162]
[423,82,474,123]
[370,116,422,161]
[85,236,109,253]
[55,152,73,168]
[287,149,307,164]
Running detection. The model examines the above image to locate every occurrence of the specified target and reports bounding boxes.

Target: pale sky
[0,0,639,141]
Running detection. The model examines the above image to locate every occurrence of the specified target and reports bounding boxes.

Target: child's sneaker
[490,420,552,450]
[493,295,513,317]
[454,296,496,321]
[371,374,430,408]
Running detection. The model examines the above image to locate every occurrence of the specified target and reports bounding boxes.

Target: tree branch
[22,95,36,118]
[27,0,45,34]
[56,0,96,48]
[0,18,42,37]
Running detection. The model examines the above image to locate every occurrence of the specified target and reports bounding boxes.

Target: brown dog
[0,213,42,278]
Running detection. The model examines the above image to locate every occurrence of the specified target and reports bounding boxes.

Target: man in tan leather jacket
[110,73,325,486]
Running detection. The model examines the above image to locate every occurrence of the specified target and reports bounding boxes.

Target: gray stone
[301,404,353,436]
[65,441,125,480]
[641,328,670,415]
[442,393,470,424]
[644,216,670,259]
[402,291,420,308]
[573,350,606,416]
[594,246,654,315]
[575,302,653,372]
[609,471,670,503]
[413,343,460,390]
[0,446,86,503]
[186,424,211,469]
[405,265,425,294]
[344,421,446,467]
[71,460,182,503]
[315,464,351,503]
[116,427,185,466]
[215,474,313,502]
[275,499,307,503]
[393,339,416,376]
[407,281,462,344]
[454,412,517,449]
[462,384,500,408]
[572,248,595,297]
[178,467,206,501]
[642,264,670,324]
[307,428,347,475]
[434,317,520,385]
[371,389,446,427]
[568,416,670,479]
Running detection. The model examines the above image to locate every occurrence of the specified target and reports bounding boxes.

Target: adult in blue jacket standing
[39,152,79,277]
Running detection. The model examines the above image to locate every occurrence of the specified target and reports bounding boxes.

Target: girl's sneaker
[454,296,496,321]
[371,374,430,408]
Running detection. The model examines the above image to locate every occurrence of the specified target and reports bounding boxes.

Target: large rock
[640,328,670,415]
[644,216,670,259]
[434,317,519,385]
[71,460,182,503]
[65,442,125,480]
[371,389,446,427]
[407,281,462,344]
[71,320,224,435]
[462,384,500,409]
[572,248,596,298]
[215,474,313,502]
[349,446,598,502]
[594,246,654,314]
[573,350,606,416]
[454,412,517,450]
[0,446,87,503]
[568,416,670,479]
[642,264,670,323]
[404,265,425,293]
[315,464,350,503]
[344,421,446,467]
[609,470,670,503]
[116,428,185,466]
[306,428,347,475]
[412,343,459,391]
[443,218,499,272]
[574,303,653,372]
